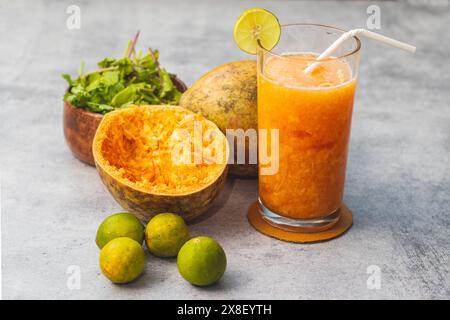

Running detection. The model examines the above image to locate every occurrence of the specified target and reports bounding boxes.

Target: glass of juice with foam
[257,24,361,232]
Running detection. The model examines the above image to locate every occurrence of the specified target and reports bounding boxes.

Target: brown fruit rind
[180,61,258,177]
[93,105,228,222]
[95,163,228,222]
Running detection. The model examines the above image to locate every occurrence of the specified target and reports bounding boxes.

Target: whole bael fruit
[145,213,190,257]
[179,61,257,178]
[96,212,144,249]
[177,236,227,286]
[99,237,145,284]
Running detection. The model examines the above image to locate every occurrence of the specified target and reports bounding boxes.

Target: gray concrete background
[0,0,449,299]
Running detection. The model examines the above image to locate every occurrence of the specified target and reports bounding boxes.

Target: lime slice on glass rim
[233,8,281,54]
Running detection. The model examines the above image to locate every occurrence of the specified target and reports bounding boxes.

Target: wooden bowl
[63,76,188,166]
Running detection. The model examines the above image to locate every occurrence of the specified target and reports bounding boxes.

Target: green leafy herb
[62,32,182,114]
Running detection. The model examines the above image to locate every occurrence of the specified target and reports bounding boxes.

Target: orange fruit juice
[258,54,356,219]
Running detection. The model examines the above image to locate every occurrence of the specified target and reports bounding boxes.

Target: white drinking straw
[304,28,416,74]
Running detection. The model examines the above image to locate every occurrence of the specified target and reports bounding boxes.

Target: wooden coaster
[247,201,353,243]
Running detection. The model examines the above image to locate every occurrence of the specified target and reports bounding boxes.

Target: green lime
[145,213,189,257]
[96,212,144,249]
[177,236,227,286]
[99,237,145,284]
[233,8,281,54]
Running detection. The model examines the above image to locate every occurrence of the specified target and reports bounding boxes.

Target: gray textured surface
[1,0,449,300]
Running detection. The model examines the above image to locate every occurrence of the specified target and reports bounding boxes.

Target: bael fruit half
[145,213,190,257]
[96,212,144,249]
[93,105,229,222]
[177,236,227,286]
[233,8,281,54]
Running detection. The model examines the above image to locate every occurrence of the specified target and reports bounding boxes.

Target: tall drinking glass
[257,24,361,232]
